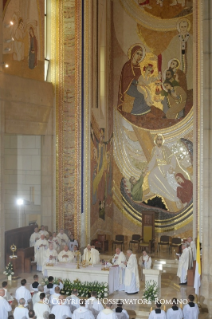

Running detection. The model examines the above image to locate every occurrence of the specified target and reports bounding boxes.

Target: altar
[43,263,120,294]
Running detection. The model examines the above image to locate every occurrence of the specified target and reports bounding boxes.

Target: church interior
[0,0,211,318]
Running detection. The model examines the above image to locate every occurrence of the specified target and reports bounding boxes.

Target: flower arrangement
[3,262,14,277]
[143,280,158,302]
[60,279,109,299]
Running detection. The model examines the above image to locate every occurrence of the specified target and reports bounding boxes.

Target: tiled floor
[1,248,209,318]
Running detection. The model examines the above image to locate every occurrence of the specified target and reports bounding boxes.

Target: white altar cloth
[43,263,119,294]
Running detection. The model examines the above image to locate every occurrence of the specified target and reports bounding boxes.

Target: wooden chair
[169,237,182,254]
[139,211,155,253]
[112,235,124,251]
[129,234,141,250]
[157,235,170,252]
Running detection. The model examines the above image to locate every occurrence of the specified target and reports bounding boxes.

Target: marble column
[202,0,212,317]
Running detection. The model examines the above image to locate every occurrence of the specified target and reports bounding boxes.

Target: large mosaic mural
[112,0,196,232]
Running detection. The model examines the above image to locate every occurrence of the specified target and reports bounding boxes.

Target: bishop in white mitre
[97,302,117,319]
[177,243,189,285]
[183,295,199,319]
[112,247,126,291]
[34,235,48,271]
[52,232,61,252]
[188,237,197,261]
[43,243,58,266]
[73,299,94,319]
[138,250,152,281]
[83,244,100,265]
[39,225,49,238]
[57,229,69,249]
[30,227,40,247]
[124,250,140,294]
[58,245,74,262]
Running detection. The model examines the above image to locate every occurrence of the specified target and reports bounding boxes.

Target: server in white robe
[39,225,49,238]
[66,289,80,312]
[32,286,44,306]
[124,250,140,294]
[52,232,61,252]
[167,298,183,319]
[51,295,72,318]
[15,279,31,307]
[0,289,12,318]
[112,247,126,290]
[29,227,40,247]
[183,294,199,319]
[50,286,61,306]
[34,293,50,319]
[14,298,29,319]
[2,281,13,301]
[43,243,58,266]
[113,300,129,319]
[86,291,104,318]
[34,235,49,271]
[44,276,63,295]
[57,229,69,249]
[149,302,166,319]
[187,237,197,261]
[97,302,117,319]
[58,245,74,262]
[69,234,78,251]
[83,245,100,265]
[177,244,189,285]
[138,250,152,281]
[30,274,39,292]
[73,299,95,319]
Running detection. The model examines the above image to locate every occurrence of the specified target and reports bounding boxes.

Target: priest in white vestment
[0,289,12,319]
[149,302,166,319]
[32,286,44,306]
[97,302,117,319]
[58,245,74,262]
[50,286,61,306]
[51,295,72,318]
[34,293,50,319]
[52,232,61,252]
[57,229,69,249]
[30,227,40,247]
[112,247,126,290]
[15,279,31,307]
[167,298,183,319]
[48,236,58,251]
[14,298,29,319]
[73,299,95,319]
[39,225,49,238]
[66,289,80,312]
[177,244,189,285]
[183,294,199,319]
[43,243,58,266]
[187,237,197,261]
[86,291,104,318]
[83,244,100,265]
[34,235,49,271]
[138,250,152,281]
[124,250,140,294]
[69,234,78,251]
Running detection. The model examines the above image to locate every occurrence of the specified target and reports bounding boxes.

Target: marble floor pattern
[1,248,208,318]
